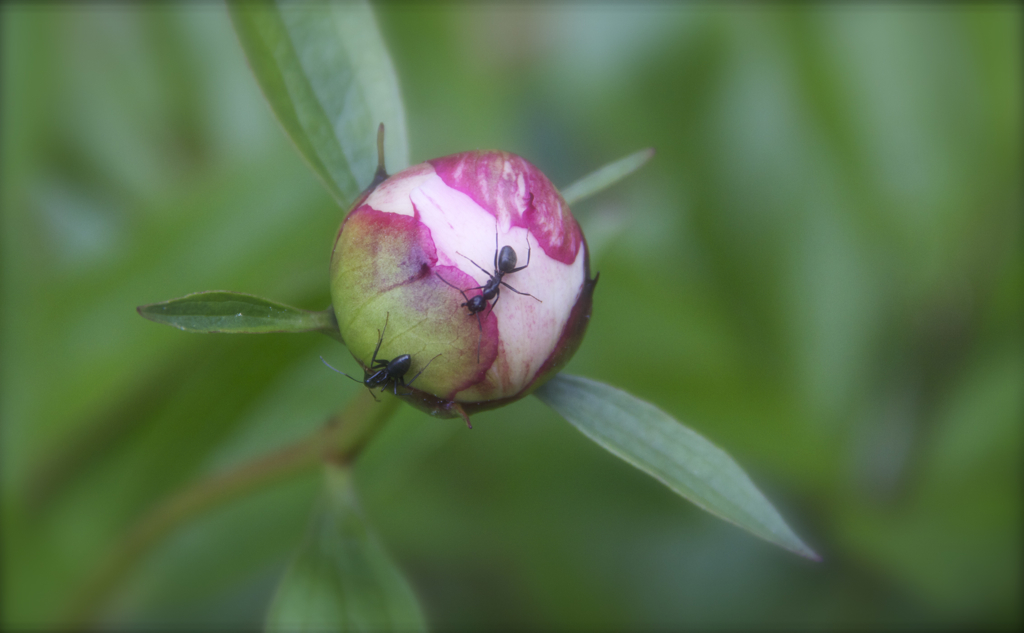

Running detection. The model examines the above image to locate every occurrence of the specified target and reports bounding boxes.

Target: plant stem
[60,390,399,628]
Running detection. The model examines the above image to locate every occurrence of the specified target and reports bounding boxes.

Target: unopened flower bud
[330,150,596,421]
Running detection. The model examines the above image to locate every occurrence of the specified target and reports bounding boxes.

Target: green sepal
[137,291,342,342]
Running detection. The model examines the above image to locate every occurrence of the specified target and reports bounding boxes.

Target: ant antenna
[436,272,484,362]
[320,356,362,384]
[456,250,492,279]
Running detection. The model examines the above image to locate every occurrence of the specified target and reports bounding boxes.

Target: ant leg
[364,385,381,403]
[494,227,499,271]
[489,289,502,316]
[456,251,494,278]
[320,356,364,384]
[436,272,473,303]
[369,312,389,367]
[436,270,487,301]
[501,281,542,302]
[406,354,441,388]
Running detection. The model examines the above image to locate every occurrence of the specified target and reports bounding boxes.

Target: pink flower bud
[330,151,596,422]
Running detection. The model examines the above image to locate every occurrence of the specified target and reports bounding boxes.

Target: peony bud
[330,150,596,422]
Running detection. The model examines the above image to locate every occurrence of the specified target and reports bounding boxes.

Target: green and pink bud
[330,151,597,421]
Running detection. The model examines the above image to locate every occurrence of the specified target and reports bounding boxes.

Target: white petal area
[409,174,586,401]
[362,163,432,215]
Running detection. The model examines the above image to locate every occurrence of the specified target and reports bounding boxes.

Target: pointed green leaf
[535,374,819,560]
[137,291,341,340]
[560,148,654,207]
[229,0,408,209]
[266,466,427,632]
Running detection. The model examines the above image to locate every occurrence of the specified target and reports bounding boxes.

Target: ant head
[466,295,488,313]
[466,295,487,313]
[497,245,518,272]
[365,368,390,390]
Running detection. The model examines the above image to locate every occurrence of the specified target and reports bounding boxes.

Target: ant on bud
[321,312,439,401]
[436,227,542,362]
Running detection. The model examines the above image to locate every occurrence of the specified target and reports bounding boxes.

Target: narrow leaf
[229,0,408,209]
[266,466,427,632]
[560,148,654,207]
[535,374,819,560]
[137,291,341,340]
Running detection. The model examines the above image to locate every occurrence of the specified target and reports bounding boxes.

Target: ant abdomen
[497,245,518,272]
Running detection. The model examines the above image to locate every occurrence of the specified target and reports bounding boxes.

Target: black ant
[436,228,542,362]
[321,313,439,401]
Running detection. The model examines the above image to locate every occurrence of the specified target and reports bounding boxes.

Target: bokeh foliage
[1,3,1020,630]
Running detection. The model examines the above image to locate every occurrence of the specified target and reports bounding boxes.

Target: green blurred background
[2,3,1021,629]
